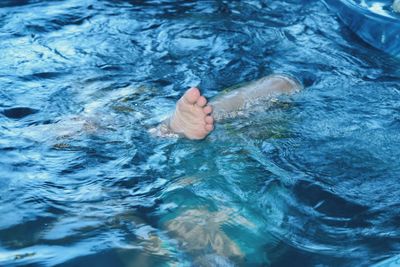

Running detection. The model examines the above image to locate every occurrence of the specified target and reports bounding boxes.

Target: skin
[167,74,302,140]
[24,75,301,142]
[168,87,214,140]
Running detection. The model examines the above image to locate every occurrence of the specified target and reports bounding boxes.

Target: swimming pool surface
[324,0,400,57]
[0,0,399,266]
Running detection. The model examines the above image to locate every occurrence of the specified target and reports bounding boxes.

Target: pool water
[358,0,400,18]
[0,0,399,266]
[324,0,400,57]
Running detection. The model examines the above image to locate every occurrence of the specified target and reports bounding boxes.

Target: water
[0,0,399,266]
[324,0,400,56]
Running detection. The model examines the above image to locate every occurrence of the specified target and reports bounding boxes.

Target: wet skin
[166,74,302,140]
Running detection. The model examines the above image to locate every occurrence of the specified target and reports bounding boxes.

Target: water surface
[0,0,400,266]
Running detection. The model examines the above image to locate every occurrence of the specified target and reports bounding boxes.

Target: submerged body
[14,74,301,265]
[162,74,302,140]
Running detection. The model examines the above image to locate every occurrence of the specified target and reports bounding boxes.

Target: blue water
[324,0,400,57]
[0,0,400,266]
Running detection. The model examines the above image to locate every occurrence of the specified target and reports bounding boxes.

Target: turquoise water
[0,0,400,266]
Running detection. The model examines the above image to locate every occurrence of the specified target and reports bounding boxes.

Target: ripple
[2,107,38,119]
[1,0,400,266]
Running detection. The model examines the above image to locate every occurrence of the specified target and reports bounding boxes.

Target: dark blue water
[1,0,399,266]
[324,0,400,57]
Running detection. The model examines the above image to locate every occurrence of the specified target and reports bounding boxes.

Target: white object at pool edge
[394,0,400,12]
